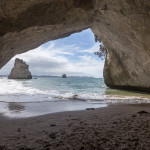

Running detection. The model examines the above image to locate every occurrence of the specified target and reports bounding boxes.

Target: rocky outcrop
[92,0,150,92]
[0,0,150,91]
[8,58,32,79]
[62,74,67,78]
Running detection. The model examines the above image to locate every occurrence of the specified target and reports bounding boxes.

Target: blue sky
[0,29,104,78]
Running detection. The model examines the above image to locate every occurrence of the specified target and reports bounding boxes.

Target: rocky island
[8,58,32,79]
[62,74,67,78]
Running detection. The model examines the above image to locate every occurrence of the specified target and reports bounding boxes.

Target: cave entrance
[0,29,107,118]
[0,29,104,78]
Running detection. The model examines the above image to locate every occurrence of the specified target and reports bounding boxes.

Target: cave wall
[91,0,150,91]
[0,0,95,68]
[0,0,150,92]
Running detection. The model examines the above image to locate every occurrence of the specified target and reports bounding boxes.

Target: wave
[0,78,150,104]
[0,78,49,95]
[57,94,150,104]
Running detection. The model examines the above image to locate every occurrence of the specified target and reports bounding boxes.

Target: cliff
[0,0,150,91]
[8,58,32,79]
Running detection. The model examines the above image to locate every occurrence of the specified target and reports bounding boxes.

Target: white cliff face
[8,58,32,79]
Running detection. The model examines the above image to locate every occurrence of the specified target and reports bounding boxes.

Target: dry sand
[0,104,150,150]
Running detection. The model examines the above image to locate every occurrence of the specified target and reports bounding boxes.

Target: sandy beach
[1,104,150,150]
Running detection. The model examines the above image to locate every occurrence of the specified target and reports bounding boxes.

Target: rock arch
[0,0,150,92]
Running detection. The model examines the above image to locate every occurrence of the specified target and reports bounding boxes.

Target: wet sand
[0,101,107,118]
[1,104,150,150]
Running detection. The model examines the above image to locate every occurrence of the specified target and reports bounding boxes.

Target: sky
[0,29,104,78]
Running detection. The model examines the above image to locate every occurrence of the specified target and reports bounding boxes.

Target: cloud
[0,29,104,78]
[81,42,100,53]
[72,55,104,77]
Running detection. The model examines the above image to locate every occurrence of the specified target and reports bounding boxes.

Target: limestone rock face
[0,0,150,91]
[8,58,32,79]
[91,0,150,92]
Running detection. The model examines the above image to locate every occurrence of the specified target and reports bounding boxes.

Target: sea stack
[8,58,32,79]
[62,74,67,78]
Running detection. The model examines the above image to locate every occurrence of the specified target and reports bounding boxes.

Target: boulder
[8,58,32,79]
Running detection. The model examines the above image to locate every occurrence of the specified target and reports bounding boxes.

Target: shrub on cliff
[94,35,107,60]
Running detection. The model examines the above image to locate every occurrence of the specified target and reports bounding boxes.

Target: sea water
[0,77,150,118]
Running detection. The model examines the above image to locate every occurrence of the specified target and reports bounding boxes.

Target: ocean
[0,77,150,118]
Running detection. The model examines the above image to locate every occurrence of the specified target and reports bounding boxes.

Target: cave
[0,0,150,92]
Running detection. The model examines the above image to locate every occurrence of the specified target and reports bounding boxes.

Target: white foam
[52,92,150,104]
[0,78,47,95]
[0,78,57,102]
[0,78,150,104]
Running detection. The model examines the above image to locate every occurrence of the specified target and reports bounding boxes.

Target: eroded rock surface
[0,0,150,91]
[8,58,32,79]
[92,0,150,92]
